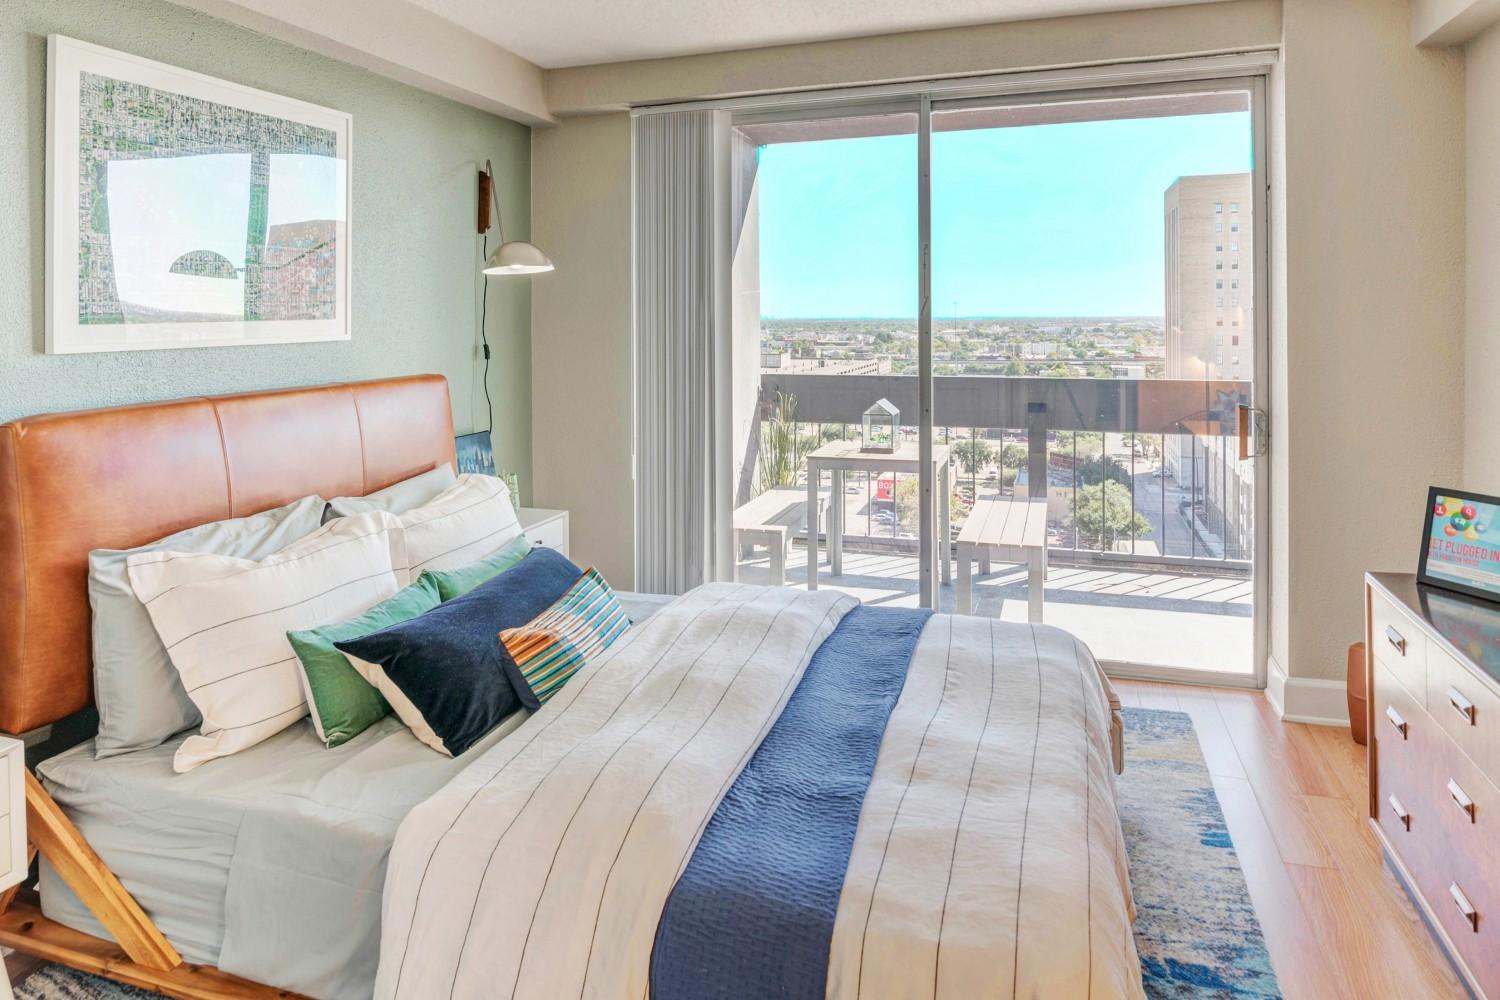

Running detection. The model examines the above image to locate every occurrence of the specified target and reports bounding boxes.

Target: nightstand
[519,508,570,558]
[0,736,23,1000]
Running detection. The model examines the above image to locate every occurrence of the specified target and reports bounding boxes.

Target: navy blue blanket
[650,605,932,999]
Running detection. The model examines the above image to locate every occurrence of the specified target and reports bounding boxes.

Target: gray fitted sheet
[36,590,676,1000]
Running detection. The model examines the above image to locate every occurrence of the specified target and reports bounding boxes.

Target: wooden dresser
[1367,572,1500,998]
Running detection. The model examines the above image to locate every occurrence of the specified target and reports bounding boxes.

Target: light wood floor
[4,680,1470,998]
[1115,678,1468,999]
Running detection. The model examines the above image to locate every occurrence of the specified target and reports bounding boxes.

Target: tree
[1053,431,1103,457]
[998,443,1029,470]
[1078,455,1131,488]
[1070,480,1152,550]
[894,476,964,536]
[953,437,995,475]
[1002,359,1026,376]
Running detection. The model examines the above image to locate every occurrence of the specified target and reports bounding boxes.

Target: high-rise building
[1163,173,1253,382]
[1163,173,1254,559]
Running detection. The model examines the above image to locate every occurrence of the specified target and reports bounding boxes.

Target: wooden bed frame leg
[20,771,181,971]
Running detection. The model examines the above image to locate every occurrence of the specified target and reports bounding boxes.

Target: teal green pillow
[421,534,532,601]
[288,576,442,747]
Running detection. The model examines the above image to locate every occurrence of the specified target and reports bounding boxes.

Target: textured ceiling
[403,0,1232,69]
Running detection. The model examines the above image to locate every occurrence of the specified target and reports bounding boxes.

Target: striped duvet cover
[376,583,1140,1000]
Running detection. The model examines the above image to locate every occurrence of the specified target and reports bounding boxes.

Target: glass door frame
[722,58,1272,689]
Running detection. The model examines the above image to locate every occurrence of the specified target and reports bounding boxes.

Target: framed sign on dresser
[1366,572,1500,998]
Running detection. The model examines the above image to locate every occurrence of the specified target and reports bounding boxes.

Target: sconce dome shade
[483,240,554,275]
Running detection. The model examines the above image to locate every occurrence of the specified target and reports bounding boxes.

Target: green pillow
[288,576,442,747]
[421,534,532,601]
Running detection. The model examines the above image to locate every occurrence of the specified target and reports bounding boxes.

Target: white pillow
[126,511,408,772]
[324,464,457,521]
[401,473,523,579]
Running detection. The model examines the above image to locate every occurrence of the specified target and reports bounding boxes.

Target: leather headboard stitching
[0,375,456,735]
[208,400,235,516]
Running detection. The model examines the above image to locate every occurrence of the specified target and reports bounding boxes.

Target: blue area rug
[1119,707,1282,999]
[10,706,1281,1000]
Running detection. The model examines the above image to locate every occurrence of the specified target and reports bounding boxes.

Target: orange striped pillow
[499,568,630,709]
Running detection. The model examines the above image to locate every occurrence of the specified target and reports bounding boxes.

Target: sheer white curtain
[632,109,733,594]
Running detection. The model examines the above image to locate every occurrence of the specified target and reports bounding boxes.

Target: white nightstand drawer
[528,520,568,556]
[519,508,569,559]
[0,814,9,882]
[0,737,22,896]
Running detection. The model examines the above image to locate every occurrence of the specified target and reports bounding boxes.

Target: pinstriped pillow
[126,511,408,772]
[401,473,524,579]
[499,568,631,710]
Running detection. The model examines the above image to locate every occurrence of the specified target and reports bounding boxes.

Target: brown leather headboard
[0,375,457,734]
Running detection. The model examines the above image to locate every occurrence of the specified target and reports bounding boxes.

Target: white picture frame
[45,35,353,354]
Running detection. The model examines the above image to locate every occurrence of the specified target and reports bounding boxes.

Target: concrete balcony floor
[735,545,1254,676]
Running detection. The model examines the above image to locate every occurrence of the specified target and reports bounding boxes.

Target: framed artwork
[1417,486,1500,603]
[45,35,352,354]
[454,431,496,476]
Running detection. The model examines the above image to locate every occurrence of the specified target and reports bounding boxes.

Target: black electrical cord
[480,231,493,435]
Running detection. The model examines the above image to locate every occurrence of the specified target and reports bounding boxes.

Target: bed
[0,376,1138,1000]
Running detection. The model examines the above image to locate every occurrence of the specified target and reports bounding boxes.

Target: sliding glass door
[727,105,931,605]
[721,72,1266,684]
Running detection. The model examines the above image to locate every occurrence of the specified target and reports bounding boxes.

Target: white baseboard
[1266,655,1350,727]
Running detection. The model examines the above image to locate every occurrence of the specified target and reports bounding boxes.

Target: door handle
[1448,779,1476,822]
[1388,794,1411,830]
[1447,686,1476,725]
[1385,705,1408,739]
[1237,403,1251,461]
[1451,882,1479,932]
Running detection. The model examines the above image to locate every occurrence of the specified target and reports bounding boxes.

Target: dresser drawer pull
[1450,883,1479,932]
[1447,687,1476,725]
[1448,779,1476,822]
[1388,794,1411,830]
[1385,705,1408,739]
[1384,625,1406,655]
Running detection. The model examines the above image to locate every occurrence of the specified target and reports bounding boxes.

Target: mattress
[38,590,677,999]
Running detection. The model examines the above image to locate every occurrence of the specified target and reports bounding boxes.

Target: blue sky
[756,111,1252,319]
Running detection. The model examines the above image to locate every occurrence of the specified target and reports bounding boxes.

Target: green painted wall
[0,0,533,496]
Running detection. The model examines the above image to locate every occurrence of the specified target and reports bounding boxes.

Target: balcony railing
[749,372,1254,570]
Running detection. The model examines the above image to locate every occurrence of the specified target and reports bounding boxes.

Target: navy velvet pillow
[334,547,582,755]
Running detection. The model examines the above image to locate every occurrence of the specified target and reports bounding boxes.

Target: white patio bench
[955,495,1049,621]
[734,487,827,587]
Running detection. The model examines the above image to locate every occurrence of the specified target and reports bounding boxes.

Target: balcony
[737,372,1255,675]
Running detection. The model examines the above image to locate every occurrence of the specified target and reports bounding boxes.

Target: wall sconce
[478,159,553,275]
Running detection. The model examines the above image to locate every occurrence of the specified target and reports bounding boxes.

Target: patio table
[804,440,952,603]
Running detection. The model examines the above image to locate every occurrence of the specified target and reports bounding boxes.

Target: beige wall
[531,113,636,583]
[1274,0,1465,700]
[1467,21,1500,494]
